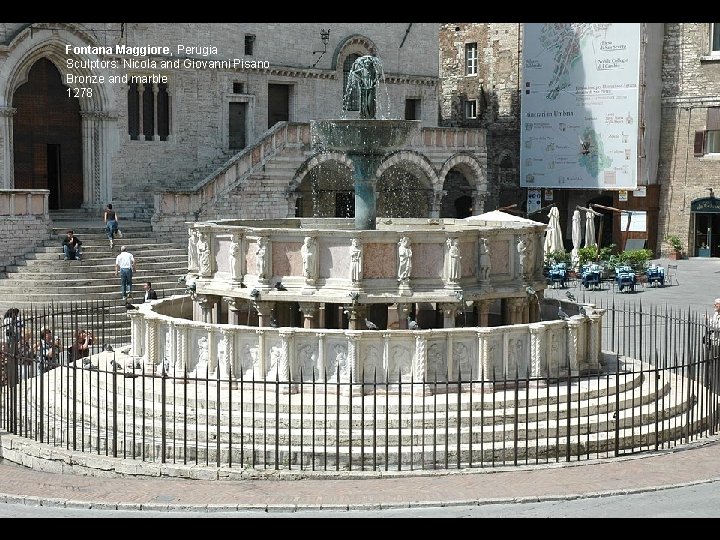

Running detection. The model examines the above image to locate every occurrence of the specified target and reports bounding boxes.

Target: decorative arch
[0,23,116,205]
[330,34,378,71]
[376,150,437,218]
[438,152,487,192]
[288,151,354,194]
[287,151,354,218]
[439,152,488,218]
[377,149,438,186]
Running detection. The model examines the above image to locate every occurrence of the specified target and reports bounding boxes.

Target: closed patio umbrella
[585,210,597,249]
[571,209,583,266]
[544,206,564,257]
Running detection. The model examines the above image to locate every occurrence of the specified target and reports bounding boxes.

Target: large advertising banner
[520,23,641,190]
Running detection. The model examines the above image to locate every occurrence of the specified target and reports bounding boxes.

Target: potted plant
[665,235,683,260]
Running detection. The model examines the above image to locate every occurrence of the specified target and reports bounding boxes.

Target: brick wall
[658,23,720,256]
[439,23,521,212]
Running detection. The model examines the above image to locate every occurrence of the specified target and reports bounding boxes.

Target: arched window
[343,54,360,112]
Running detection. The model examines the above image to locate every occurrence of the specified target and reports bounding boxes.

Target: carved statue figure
[187,228,198,272]
[197,232,211,276]
[479,237,491,281]
[397,236,413,283]
[301,236,317,280]
[446,237,462,283]
[256,237,268,280]
[350,238,363,283]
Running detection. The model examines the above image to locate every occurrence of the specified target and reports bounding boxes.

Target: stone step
[35,242,184,252]
[0,276,184,288]
[3,215,189,345]
[26,252,186,262]
[0,290,186,304]
[4,262,186,276]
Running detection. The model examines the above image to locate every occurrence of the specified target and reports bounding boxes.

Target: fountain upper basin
[311,119,421,155]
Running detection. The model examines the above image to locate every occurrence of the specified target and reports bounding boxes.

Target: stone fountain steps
[24,366,705,468]
[26,362,699,454]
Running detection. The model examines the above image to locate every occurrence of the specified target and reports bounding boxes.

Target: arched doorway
[12,58,83,209]
[440,169,473,218]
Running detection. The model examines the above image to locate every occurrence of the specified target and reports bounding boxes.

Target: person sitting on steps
[62,230,83,261]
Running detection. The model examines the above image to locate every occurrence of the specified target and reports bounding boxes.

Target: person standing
[104,203,120,248]
[143,281,158,302]
[704,298,720,347]
[62,230,83,261]
[115,245,136,300]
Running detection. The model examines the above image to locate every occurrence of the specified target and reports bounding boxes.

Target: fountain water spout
[310,55,420,230]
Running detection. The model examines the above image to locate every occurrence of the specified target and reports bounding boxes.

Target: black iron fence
[1,300,719,472]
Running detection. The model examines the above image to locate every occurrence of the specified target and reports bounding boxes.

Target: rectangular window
[712,23,720,53]
[464,99,477,119]
[465,42,478,76]
[245,34,255,56]
[706,107,720,153]
[405,98,421,120]
[707,130,720,154]
[233,82,245,94]
[127,82,140,140]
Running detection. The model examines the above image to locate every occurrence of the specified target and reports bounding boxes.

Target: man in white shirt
[712,298,720,329]
[115,245,136,300]
[704,298,720,348]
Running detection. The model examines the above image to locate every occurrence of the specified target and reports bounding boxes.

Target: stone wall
[657,23,720,257]
[438,23,521,213]
[0,190,51,272]
[0,23,440,218]
[129,298,604,386]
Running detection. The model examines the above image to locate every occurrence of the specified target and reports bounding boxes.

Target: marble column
[298,302,318,329]
[439,302,459,329]
[0,107,16,188]
[566,317,582,378]
[396,303,411,329]
[278,330,293,393]
[528,323,545,379]
[196,294,219,324]
[316,332,326,382]
[223,297,244,325]
[144,317,159,374]
[584,308,605,373]
[347,332,361,396]
[474,300,491,327]
[414,334,427,394]
[254,300,275,328]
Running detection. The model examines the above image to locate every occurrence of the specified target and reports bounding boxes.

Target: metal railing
[2,300,719,472]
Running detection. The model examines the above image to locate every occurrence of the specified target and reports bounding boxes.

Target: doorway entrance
[691,197,720,257]
[267,84,290,129]
[12,58,83,209]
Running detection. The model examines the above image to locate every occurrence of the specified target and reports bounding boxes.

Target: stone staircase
[15,352,717,472]
[0,210,188,345]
